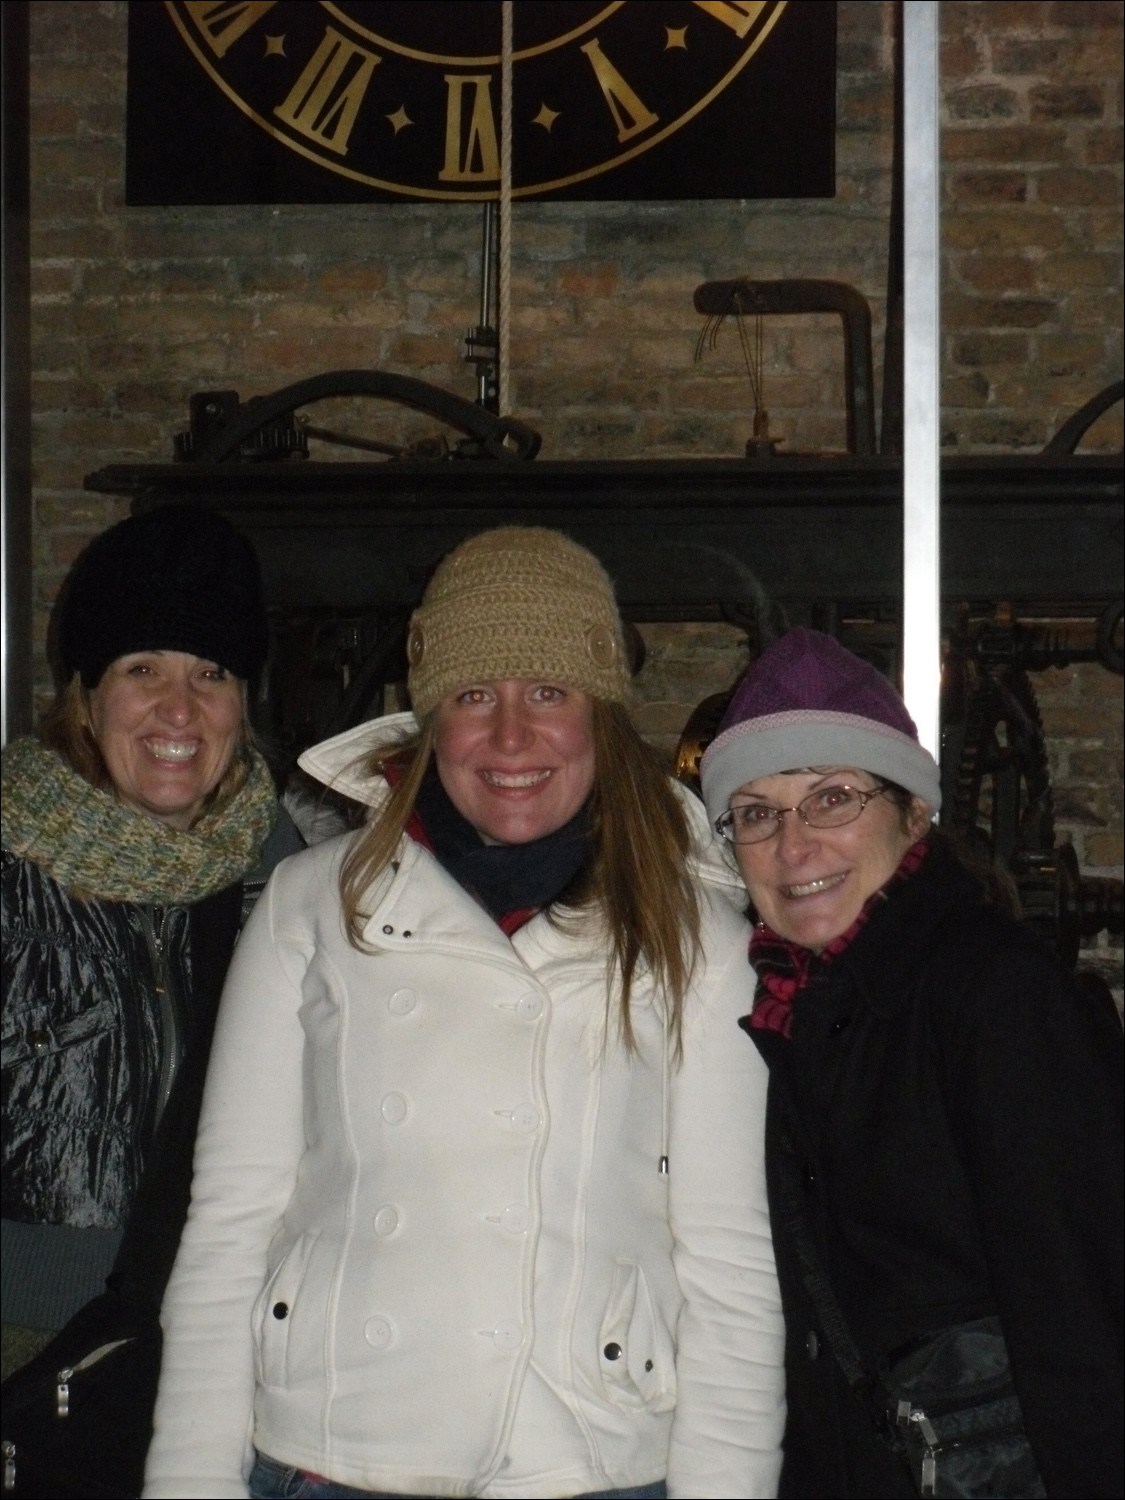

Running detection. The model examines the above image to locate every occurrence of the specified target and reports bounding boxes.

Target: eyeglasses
[716,784,889,845]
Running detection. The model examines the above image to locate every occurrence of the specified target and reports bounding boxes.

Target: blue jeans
[249,1451,667,1499]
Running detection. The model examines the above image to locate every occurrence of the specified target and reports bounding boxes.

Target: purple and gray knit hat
[700,628,941,824]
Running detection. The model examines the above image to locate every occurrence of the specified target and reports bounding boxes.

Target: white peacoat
[144,716,785,1500]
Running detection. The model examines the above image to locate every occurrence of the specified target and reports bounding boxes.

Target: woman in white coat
[144,528,784,1500]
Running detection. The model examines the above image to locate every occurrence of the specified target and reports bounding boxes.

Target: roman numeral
[579,39,658,143]
[273,28,380,156]
[692,1,767,38]
[439,75,500,181]
[183,0,277,58]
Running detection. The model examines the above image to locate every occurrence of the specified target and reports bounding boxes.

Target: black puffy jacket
[1,848,241,1232]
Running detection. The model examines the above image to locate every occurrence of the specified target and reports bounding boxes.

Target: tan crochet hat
[407,527,632,718]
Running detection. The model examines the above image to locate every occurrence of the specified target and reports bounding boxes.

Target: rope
[499,0,513,419]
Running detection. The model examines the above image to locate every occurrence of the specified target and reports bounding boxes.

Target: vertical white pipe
[902,1,941,762]
[498,1,513,417]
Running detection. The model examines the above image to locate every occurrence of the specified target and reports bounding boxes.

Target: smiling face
[85,651,245,830]
[732,766,931,952]
[433,678,597,845]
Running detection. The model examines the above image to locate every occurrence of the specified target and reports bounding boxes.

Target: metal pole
[464,203,498,412]
[901,0,941,762]
[480,201,496,333]
[1,0,33,745]
[880,0,904,456]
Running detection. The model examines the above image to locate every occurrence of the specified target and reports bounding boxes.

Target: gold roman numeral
[691,1,767,38]
[579,39,658,142]
[184,0,277,58]
[439,75,500,181]
[273,27,380,156]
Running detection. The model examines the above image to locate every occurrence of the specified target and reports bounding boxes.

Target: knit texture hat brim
[407,527,631,717]
[58,504,269,688]
[700,709,942,824]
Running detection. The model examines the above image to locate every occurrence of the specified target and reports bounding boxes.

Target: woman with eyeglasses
[700,628,1122,1500]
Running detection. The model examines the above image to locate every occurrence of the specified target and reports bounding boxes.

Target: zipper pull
[56,1367,73,1417]
[921,1450,937,1496]
[909,1410,940,1497]
[2,1440,16,1491]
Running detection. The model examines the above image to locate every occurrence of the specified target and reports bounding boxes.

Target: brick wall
[941,0,1124,450]
[25,0,1124,988]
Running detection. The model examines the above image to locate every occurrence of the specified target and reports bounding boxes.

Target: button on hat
[406,527,631,718]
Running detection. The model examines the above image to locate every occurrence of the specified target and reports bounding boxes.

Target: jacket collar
[827,837,982,1020]
[358,835,539,966]
[297,711,748,911]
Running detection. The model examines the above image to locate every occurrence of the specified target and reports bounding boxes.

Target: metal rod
[1,0,33,745]
[479,201,496,333]
[498,0,513,417]
[880,0,904,455]
[901,0,941,763]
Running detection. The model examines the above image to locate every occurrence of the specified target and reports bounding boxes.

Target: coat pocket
[1,997,116,1070]
[252,1231,320,1390]
[596,1259,677,1413]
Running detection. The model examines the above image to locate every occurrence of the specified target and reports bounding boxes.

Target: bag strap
[774,1116,900,1446]
[774,1145,875,1390]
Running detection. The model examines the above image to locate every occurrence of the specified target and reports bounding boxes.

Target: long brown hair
[339,702,701,1054]
[38,671,253,817]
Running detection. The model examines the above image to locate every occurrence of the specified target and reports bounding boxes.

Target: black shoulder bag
[776,1159,1046,1500]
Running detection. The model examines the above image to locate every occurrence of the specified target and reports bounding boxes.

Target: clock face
[159,0,803,201]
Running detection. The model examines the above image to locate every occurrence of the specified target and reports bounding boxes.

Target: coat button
[801,1162,816,1192]
[500,1204,530,1234]
[492,1320,524,1352]
[516,993,544,1021]
[603,1342,623,1361]
[510,1104,540,1133]
[806,1330,820,1360]
[382,925,394,935]
[387,988,418,1016]
[30,1028,49,1055]
[373,1206,399,1237]
[364,1316,392,1349]
[381,1092,408,1124]
[272,1302,289,1320]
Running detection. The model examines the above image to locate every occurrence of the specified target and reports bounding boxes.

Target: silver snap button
[364,1316,392,1349]
[492,1320,524,1352]
[500,1204,530,1235]
[387,988,418,1017]
[510,1104,540,1133]
[381,1092,408,1124]
[373,1205,399,1237]
[603,1341,623,1361]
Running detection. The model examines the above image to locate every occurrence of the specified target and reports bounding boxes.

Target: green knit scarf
[0,735,277,905]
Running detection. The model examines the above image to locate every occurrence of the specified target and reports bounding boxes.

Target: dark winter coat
[1,848,241,1239]
[747,839,1124,1499]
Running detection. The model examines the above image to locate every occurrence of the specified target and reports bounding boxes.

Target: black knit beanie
[58,504,270,688]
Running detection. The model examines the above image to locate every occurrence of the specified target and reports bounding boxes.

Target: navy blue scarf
[412,769,591,931]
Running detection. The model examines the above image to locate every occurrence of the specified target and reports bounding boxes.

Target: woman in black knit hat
[0,503,300,1497]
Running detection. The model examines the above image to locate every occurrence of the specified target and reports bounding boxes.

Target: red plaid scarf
[747,839,929,1039]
